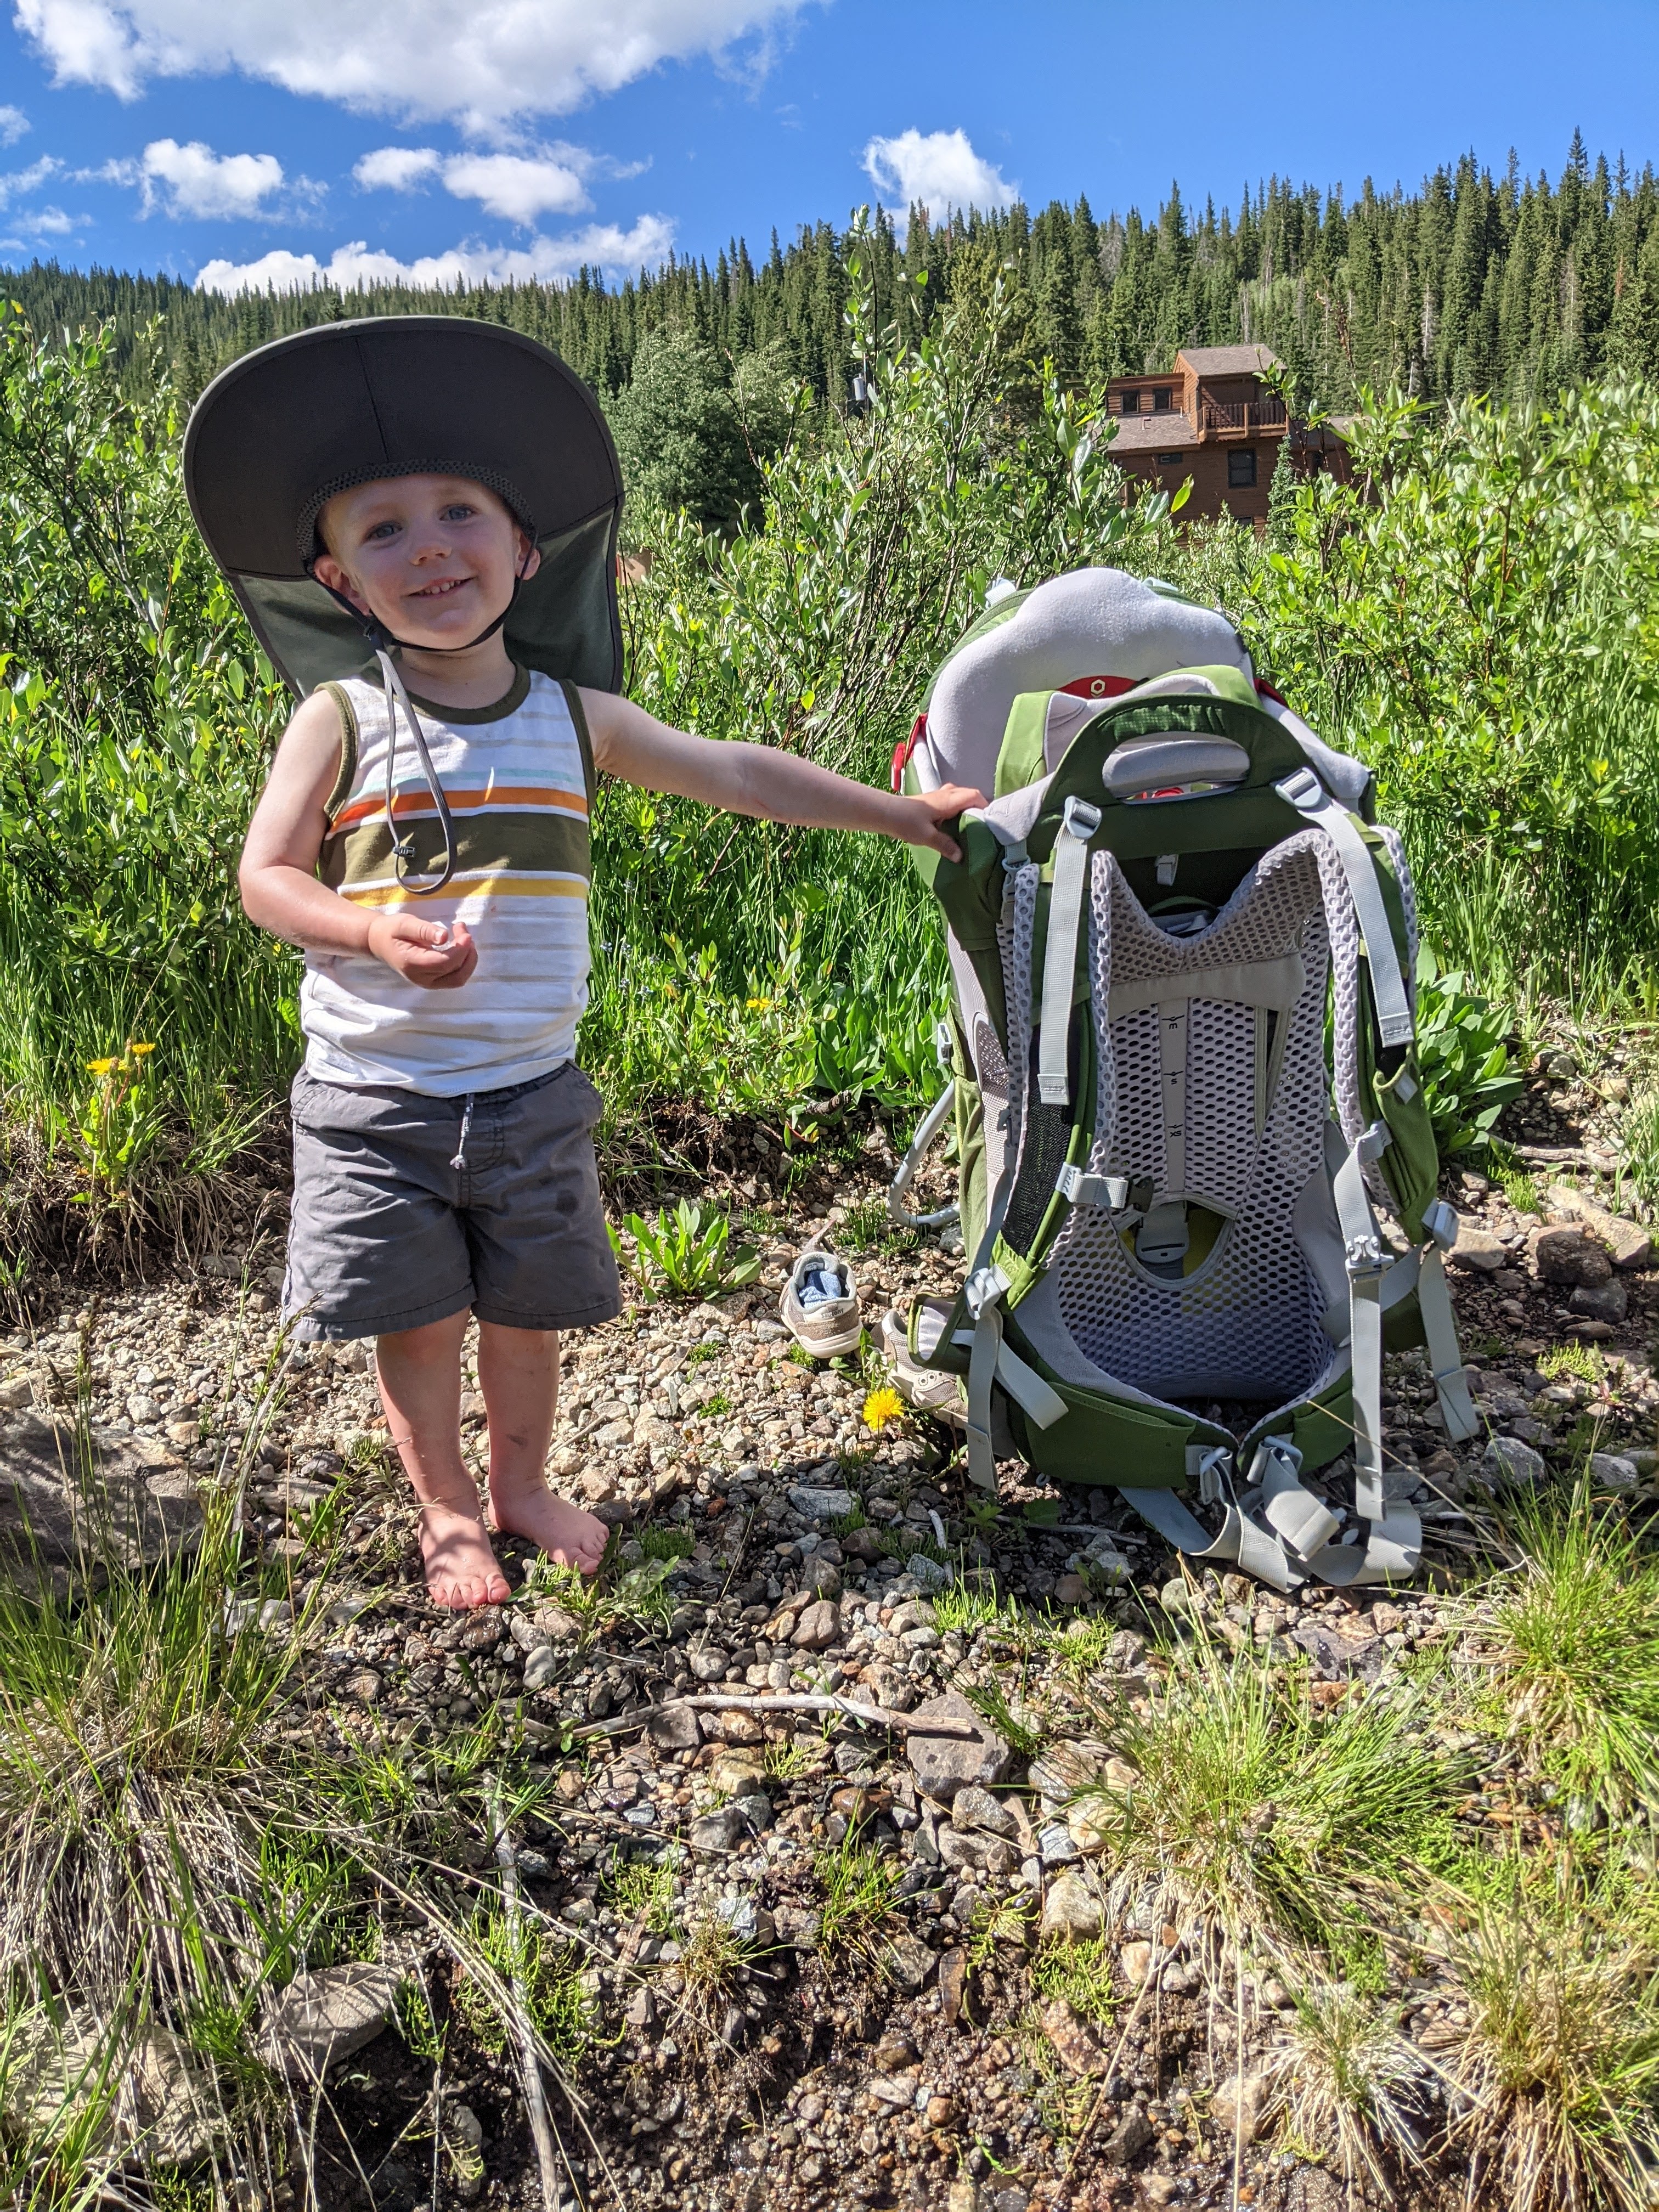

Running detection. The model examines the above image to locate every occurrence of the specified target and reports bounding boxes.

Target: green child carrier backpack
[882,567,1478,1592]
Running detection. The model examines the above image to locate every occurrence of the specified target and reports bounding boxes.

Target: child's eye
[365,520,400,541]
[441,504,476,522]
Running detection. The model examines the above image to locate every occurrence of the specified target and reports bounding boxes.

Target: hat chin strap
[311,565,528,900]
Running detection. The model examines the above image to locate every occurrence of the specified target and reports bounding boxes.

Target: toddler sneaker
[879,1300,967,1425]
[780,1247,864,1359]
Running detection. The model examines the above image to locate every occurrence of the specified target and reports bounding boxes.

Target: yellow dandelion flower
[129,1041,156,1056]
[863,1385,905,1433]
[746,996,774,1014]
[86,1058,116,1076]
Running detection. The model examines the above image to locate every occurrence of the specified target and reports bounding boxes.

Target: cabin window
[1157,452,1184,466]
[1152,387,1172,411]
[1228,449,1258,488]
[1119,390,1140,413]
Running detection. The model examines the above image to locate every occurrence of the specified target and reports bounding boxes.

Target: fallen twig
[568,1691,979,1742]
[488,1779,566,2212]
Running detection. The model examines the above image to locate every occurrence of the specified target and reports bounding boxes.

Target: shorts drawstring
[450,1093,476,1174]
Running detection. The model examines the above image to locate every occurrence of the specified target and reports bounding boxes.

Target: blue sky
[2,0,1658,294]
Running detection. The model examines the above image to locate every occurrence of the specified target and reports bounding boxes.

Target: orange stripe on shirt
[329,783,589,834]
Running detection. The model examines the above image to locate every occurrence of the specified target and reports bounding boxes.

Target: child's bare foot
[419,1501,512,1609]
[488,1479,608,1576]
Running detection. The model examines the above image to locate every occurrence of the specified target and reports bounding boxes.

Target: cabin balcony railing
[1197,395,1288,438]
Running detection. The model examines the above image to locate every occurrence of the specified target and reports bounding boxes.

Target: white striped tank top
[302,665,594,1095]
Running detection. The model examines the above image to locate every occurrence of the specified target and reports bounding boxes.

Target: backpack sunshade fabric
[184,315,624,698]
[885,568,1479,1592]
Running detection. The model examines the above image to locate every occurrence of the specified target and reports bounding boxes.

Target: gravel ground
[3,1057,1657,2212]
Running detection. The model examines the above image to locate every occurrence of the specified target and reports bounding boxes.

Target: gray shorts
[284,1062,623,1341]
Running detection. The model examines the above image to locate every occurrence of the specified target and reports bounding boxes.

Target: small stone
[1448,1218,1506,1271]
[1570,1280,1628,1324]
[1052,1572,1087,1605]
[165,1418,200,1445]
[800,1553,843,1599]
[1065,1798,1111,1856]
[577,1468,618,1504]
[125,1394,160,1425]
[1590,1452,1640,1492]
[1370,1601,1405,1635]
[341,1669,381,1706]
[938,1948,968,2024]
[1040,1997,1105,2076]
[882,1934,938,1991]
[1534,1226,1613,1288]
[1545,1185,1652,1269]
[0,1374,34,1410]
[1040,1870,1103,1942]
[689,1647,730,1681]
[645,1701,703,1750]
[791,1598,842,1650]
[1039,1821,1079,1866]
[689,1808,746,1853]
[906,1553,953,1590]
[533,1602,581,1641]
[905,1690,1012,1803]
[1103,2108,1153,2163]
[947,2184,981,2212]
[1482,1435,1546,1488]
[939,1828,1018,1876]
[952,1785,1019,1838]
[1119,1939,1154,1987]
[1143,2180,1180,2207]
[1159,1577,1194,1616]
[788,1482,854,1520]
[842,1525,883,1562]
[1211,2069,1271,2145]
[925,2094,957,2128]
[259,1963,404,2078]
[521,1643,559,1692]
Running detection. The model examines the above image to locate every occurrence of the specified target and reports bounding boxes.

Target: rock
[165,1418,200,1446]
[1159,1577,1194,1616]
[259,1962,404,2078]
[444,2103,486,2203]
[1570,1280,1628,1324]
[906,1554,953,1590]
[0,1373,35,1410]
[905,1690,1012,1803]
[800,1553,843,1599]
[952,1785,1019,1838]
[730,1790,773,1833]
[866,2072,919,2108]
[1533,1226,1613,1288]
[1103,2108,1154,2163]
[1029,1741,1106,1801]
[1065,1798,1111,1856]
[689,1808,747,1853]
[788,1483,854,1521]
[947,2184,982,2212]
[1052,1572,1088,1605]
[1039,1821,1080,1866]
[887,1599,936,1633]
[924,2094,957,2128]
[1120,1939,1154,1987]
[1040,1997,1105,2076]
[342,1669,381,1706]
[842,1525,883,1563]
[645,1701,703,1750]
[791,1599,842,1651]
[1448,1218,1506,1271]
[1211,2069,1271,2145]
[938,1948,968,2024]
[1545,1185,1652,1269]
[532,1602,581,1641]
[521,1643,560,1692]
[1143,2180,1180,2207]
[2,2011,219,2164]
[882,1934,938,1991]
[1482,1435,1546,1488]
[939,1827,1018,1876]
[1590,1452,1640,1492]
[690,1647,730,1681]
[0,1412,202,1597]
[1040,1870,1103,1942]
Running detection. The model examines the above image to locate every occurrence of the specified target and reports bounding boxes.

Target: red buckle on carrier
[892,713,928,792]
[1059,674,1137,701]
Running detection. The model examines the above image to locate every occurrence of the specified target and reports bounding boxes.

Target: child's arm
[580,691,984,857]
[239,693,478,989]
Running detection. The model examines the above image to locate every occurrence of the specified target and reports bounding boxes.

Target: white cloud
[0,106,29,146]
[0,204,74,246]
[352,145,442,193]
[0,155,61,207]
[139,137,286,218]
[15,0,809,130]
[440,153,589,223]
[861,127,1017,220]
[195,213,677,294]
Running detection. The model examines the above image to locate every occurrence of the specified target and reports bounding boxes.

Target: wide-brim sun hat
[184,315,624,699]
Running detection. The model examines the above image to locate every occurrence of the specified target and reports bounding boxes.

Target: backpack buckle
[1344,1232,1385,1279]
[1423,1199,1459,1250]
[964,1266,1008,1321]
[1060,795,1102,840]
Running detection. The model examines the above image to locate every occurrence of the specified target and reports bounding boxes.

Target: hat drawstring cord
[376,647,458,897]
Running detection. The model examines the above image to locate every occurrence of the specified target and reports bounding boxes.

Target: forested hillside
[8,134,1659,421]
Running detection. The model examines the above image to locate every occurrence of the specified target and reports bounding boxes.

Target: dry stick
[488,1779,566,2212]
[568,1691,981,1743]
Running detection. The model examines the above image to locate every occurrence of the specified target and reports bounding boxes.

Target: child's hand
[366,913,478,989]
[891,785,986,862]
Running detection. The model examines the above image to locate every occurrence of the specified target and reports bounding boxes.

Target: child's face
[313,473,539,650]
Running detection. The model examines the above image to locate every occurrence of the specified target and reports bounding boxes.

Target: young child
[188,318,980,1611]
